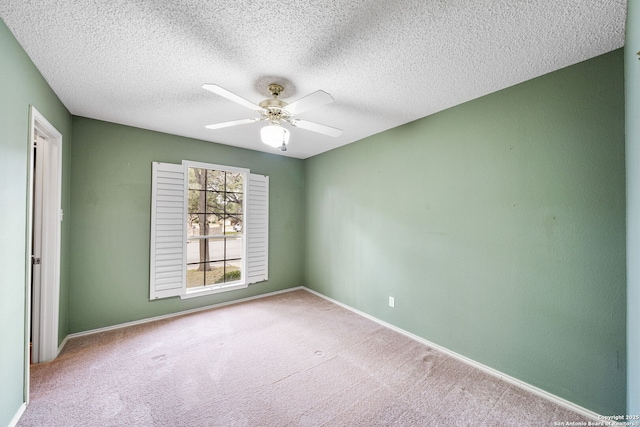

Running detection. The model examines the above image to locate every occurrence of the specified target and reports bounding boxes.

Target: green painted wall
[68,117,305,332]
[305,50,626,414]
[0,18,72,427]
[0,10,628,422]
[627,0,640,415]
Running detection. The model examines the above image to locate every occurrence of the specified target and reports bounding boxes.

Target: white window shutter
[150,162,185,299]
[246,173,269,284]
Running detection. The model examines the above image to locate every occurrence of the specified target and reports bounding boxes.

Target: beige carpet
[18,289,592,426]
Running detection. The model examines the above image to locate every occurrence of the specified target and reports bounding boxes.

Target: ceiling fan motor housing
[259,95,291,124]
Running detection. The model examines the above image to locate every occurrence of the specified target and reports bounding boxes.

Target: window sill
[179,282,248,299]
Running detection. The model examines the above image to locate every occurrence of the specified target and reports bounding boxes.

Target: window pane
[186,263,204,288]
[226,197,242,215]
[187,214,197,238]
[207,170,225,191]
[225,216,243,234]
[225,237,243,259]
[188,189,204,214]
[206,238,225,261]
[226,172,243,192]
[187,238,208,264]
[205,261,225,285]
[186,239,197,264]
[206,191,224,214]
[207,214,222,235]
[189,167,205,190]
[223,261,242,283]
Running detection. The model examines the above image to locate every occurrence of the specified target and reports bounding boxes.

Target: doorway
[26,106,62,370]
[31,130,45,363]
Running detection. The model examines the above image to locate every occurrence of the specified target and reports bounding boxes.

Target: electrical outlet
[389,296,395,308]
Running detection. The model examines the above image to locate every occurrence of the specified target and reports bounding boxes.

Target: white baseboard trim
[8,402,26,427]
[58,335,69,355]
[63,286,305,342]
[301,286,603,422]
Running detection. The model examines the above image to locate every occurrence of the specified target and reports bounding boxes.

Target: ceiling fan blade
[205,118,258,130]
[286,90,334,115]
[202,84,261,111]
[290,119,342,137]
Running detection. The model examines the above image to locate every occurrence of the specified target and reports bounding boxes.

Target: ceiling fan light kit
[203,83,342,152]
[261,124,290,148]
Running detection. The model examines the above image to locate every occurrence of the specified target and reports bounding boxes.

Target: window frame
[150,161,268,301]
[181,160,250,299]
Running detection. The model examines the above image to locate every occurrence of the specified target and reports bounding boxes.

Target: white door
[30,132,46,364]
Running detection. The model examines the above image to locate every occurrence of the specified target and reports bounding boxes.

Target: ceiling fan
[203,83,342,151]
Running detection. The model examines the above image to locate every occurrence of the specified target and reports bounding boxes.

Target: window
[150,161,268,300]
[186,165,245,288]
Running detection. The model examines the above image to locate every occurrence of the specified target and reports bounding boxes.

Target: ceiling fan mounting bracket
[267,83,284,98]
[259,84,291,125]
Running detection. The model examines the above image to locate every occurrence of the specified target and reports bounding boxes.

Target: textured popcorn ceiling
[0,1,627,159]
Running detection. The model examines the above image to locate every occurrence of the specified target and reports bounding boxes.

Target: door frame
[24,106,63,398]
